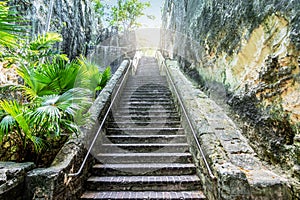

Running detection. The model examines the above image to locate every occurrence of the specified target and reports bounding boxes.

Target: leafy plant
[29,32,62,59]
[95,66,111,92]
[0,13,111,165]
[0,1,24,48]
[0,100,45,153]
[77,56,111,97]
[15,56,80,102]
[0,87,92,158]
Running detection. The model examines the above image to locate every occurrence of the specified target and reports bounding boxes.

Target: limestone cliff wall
[161,0,300,179]
[10,0,100,59]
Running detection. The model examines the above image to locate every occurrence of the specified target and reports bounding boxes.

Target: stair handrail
[162,58,217,180]
[68,59,132,177]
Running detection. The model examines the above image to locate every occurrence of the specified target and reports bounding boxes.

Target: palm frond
[0,2,25,47]
[77,56,101,90]
[0,115,16,141]
[0,100,31,137]
[56,88,92,115]
[60,119,80,136]
[30,135,47,153]
[31,105,61,123]
[30,32,62,51]
[98,66,111,90]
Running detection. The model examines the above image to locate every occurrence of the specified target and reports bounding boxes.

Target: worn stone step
[122,97,172,101]
[99,143,189,153]
[122,92,171,95]
[120,102,174,106]
[127,76,165,79]
[96,152,192,163]
[106,127,184,135]
[105,134,187,144]
[117,105,176,111]
[114,110,178,116]
[124,86,169,90]
[107,121,181,128]
[122,90,171,94]
[122,99,173,103]
[86,175,201,191]
[125,81,168,84]
[123,84,168,87]
[111,115,180,121]
[81,190,206,200]
[121,94,172,98]
[92,163,196,176]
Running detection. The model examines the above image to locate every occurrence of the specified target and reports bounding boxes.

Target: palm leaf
[30,135,47,153]
[0,115,15,142]
[29,32,62,51]
[0,2,25,47]
[0,100,30,136]
[31,105,61,124]
[56,88,92,115]
[98,66,111,89]
[77,56,101,90]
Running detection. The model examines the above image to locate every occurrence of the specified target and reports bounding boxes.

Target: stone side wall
[156,52,295,199]
[161,0,300,180]
[9,0,100,59]
[25,60,130,200]
[0,162,35,200]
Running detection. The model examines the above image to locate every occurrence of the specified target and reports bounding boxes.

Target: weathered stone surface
[156,52,292,199]
[161,0,300,194]
[9,0,100,59]
[0,162,35,200]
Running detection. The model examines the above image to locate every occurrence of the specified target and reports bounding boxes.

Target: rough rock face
[9,0,100,59]
[161,0,300,186]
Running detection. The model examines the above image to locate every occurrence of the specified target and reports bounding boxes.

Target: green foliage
[0,0,112,163]
[109,0,151,31]
[0,88,91,154]
[0,100,44,152]
[0,1,24,48]
[30,32,62,51]
[0,29,111,164]
[16,57,80,99]
[77,56,111,97]
[25,32,65,64]
[96,66,111,92]
[93,0,105,18]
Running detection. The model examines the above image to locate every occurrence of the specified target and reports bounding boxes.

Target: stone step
[110,115,180,121]
[107,121,182,128]
[121,90,171,94]
[121,99,173,103]
[125,84,168,87]
[120,102,174,106]
[124,86,169,90]
[106,127,184,135]
[105,134,187,144]
[121,94,172,98]
[92,163,196,176]
[86,175,201,191]
[114,110,178,115]
[122,97,172,101]
[81,190,206,200]
[96,152,192,163]
[126,80,165,83]
[117,105,176,111]
[99,143,189,153]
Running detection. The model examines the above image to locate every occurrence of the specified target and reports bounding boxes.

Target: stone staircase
[81,57,206,199]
